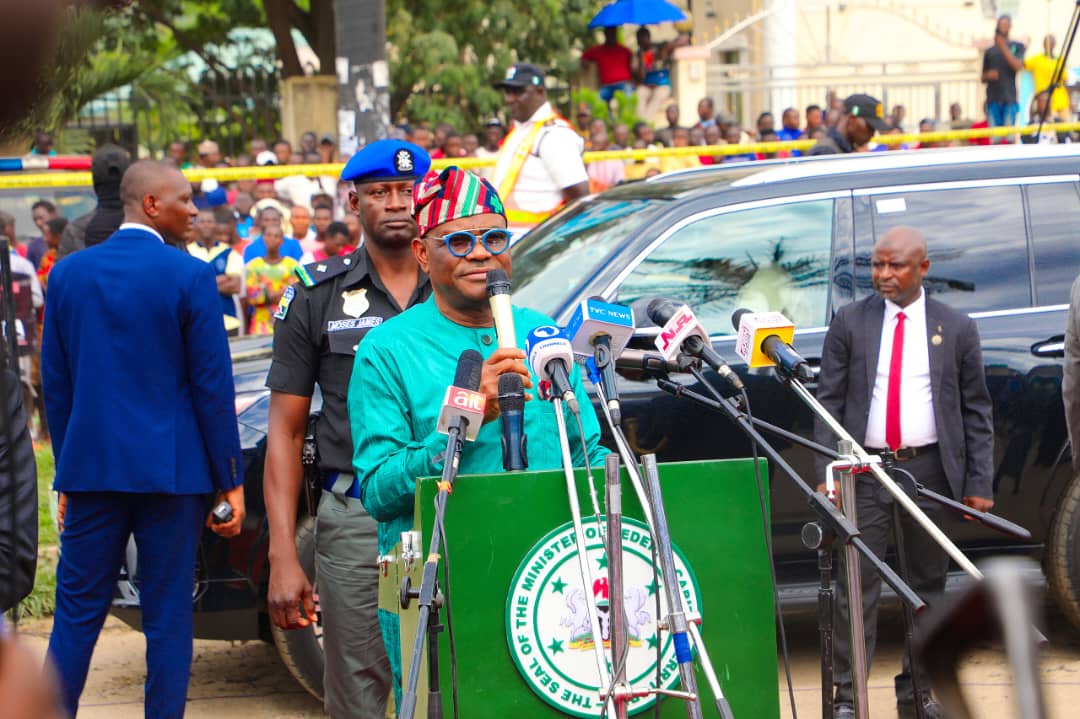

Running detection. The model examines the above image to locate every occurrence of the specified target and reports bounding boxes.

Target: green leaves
[387,0,606,131]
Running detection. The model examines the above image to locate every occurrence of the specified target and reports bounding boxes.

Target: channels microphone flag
[525,325,580,414]
[436,349,486,441]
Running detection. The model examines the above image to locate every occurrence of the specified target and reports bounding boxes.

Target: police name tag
[274,285,296,320]
[327,317,383,332]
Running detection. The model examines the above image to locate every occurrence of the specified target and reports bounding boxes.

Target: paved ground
[13,602,1080,717]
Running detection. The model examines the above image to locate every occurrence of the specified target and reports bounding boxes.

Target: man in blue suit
[42,160,246,718]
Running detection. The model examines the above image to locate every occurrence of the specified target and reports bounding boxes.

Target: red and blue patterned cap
[413,167,506,238]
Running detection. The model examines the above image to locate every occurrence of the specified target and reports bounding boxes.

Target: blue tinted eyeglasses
[430,228,512,257]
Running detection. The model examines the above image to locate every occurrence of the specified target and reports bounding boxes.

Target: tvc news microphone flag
[564,298,635,358]
[565,297,634,425]
[436,349,486,441]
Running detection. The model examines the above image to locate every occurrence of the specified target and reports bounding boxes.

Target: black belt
[864,443,938,462]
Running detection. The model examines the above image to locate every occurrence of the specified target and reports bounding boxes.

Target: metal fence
[71,69,281,160]
[706,61,983,130]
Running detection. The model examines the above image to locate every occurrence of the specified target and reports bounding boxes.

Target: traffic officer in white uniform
[491,63,590,235]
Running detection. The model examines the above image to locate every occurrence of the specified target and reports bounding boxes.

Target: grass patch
[22,444,58,618]
[37,446,56,546]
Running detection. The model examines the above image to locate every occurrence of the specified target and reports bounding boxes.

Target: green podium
[380,459,779,718]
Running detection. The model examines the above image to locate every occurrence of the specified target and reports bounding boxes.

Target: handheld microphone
[731,308,813,381]
[498,373,528,471]
[486,268,516,349]
[525,325,580,415]
[646,298,745,391]
[565,297,634,425]
[436,349,486,441]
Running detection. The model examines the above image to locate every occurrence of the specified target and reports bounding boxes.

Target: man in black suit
[815,226,994,718]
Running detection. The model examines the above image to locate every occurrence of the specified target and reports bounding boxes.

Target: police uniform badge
[394,149,414,174]
[341,288,369,318]
[274,285,296,320]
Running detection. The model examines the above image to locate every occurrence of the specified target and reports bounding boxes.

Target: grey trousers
[833,449,954,706]
[316,490,392,718]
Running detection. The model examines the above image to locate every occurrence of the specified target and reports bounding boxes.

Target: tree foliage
[129,1,333,78]
[10,1,618,149]
[386,0,606,131]
[1,5,165,145]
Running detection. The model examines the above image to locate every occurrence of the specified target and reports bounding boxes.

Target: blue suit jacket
[42,227,243,495]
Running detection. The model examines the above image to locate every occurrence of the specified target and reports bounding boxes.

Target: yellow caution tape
[3,122,1079,190]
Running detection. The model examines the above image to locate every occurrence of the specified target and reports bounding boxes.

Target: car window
[1026,182,1080,306]
[614,198,835,334]
[513,198,667,318]
[0,189,95,241]
[867,185,1030,312]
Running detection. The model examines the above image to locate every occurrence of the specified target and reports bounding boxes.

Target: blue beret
[340,139,431,183]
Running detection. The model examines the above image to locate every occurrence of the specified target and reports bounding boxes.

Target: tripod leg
[819,546,835,719]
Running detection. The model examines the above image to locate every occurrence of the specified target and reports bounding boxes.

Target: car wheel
[270,514,325,701]
[1047,472,1080,631]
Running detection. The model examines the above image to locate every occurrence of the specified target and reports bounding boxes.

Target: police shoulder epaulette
[295,255,350,288]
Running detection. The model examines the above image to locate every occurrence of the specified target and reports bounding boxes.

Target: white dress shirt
[119,222,164,243]
[864,289,938,448]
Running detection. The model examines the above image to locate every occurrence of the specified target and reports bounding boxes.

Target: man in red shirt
[582,26,634,102]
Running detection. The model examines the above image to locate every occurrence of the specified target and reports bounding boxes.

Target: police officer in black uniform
[263,139,432,718]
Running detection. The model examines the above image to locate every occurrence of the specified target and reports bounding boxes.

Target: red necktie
[885,311,906,451]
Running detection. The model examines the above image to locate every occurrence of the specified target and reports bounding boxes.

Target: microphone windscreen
[486,268,511,297]
[454,349,484,391]
[645,297,683,327]
[731,307,752,332]
[497,373,525,412]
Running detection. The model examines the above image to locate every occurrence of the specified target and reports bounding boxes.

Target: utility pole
[333,0,391,154]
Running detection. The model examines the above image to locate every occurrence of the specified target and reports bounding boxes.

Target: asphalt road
[14,602,1080,718]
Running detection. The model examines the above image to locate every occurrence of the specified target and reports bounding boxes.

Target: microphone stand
[741,413,1031,542]
[733,382,1035,719]
[399,415,467,719]
[654,376,928,719]
[552,396,615,719]
[782,373,1045,616]
[590,377,733,718]
[604,454,630,719]
[641,453,707,719]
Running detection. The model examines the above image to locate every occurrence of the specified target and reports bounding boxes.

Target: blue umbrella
[588,0,687,28]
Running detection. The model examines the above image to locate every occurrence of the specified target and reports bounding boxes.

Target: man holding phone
[981,14,1026,139]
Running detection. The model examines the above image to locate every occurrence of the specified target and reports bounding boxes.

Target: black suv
[111,144,1080,699]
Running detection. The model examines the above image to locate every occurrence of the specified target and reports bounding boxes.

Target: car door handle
[1030,336,1065,358]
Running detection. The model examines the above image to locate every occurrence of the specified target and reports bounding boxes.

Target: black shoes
[833,698,945,719]
[897,697,947,719]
